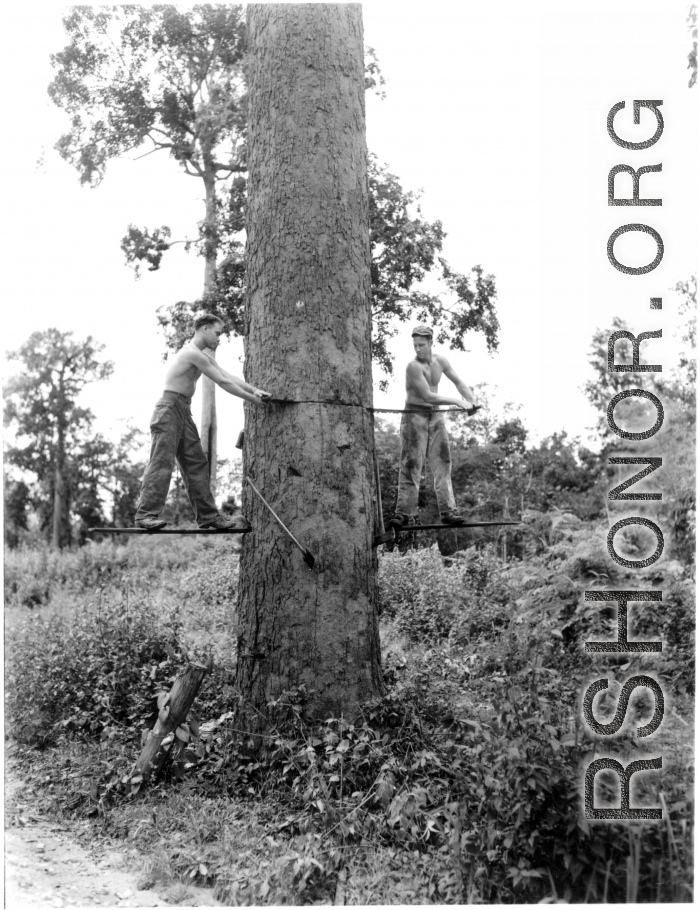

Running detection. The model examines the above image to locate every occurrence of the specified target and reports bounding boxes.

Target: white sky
[1,1,698,464]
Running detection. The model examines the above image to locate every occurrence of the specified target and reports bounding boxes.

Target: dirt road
[4,779,218,908]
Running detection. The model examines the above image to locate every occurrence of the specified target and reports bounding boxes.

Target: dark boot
[199,515,250,530]
[388,513,418,531]
[135,517,168,531]
[440,509,464,525]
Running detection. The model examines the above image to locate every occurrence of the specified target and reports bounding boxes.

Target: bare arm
[213,361,270,398]
[441,357,475,405]
[406,362,470,409]
[190,351,268,404]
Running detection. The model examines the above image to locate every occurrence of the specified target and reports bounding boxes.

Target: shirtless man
[389,324,477,530]
[135,314,270,530]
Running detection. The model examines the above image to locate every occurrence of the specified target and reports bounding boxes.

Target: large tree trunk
[200,168,218,493]
[236,3,382,725]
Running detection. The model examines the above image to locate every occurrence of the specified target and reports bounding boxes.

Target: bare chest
[419,360,444,389]
[163,350,204,393]
[170,356,200,379]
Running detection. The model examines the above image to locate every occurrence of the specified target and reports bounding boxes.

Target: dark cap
[411,324,433,338]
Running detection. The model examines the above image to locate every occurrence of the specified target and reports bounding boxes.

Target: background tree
[651,276,696,562]
[237,2,381,724]
[107,425,149,530]
[661,275,697,401]
[374,381,605,559]
[583,283,696,562]
[688,3,697,88]
[4,329,113,548]
[50,7,499,450]
[156,146,500,392]
[70,423,147,538]
[49,5,248,491]
[583,316,662,439]
[3,475,31,549]
[366,157,498,388]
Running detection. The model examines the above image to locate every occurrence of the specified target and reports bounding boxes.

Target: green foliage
[49,4,249,401]
[3,331,146,547]
[376,386,606,563]
[3,536,238,612]
[6,590,186,748]
[667,274,697,391]
[5,529,694,904]
[5,539,159,608]
[688,3,697,88]
[4,542,237,761]
[581,282,696,563]
[49,6,247,187]
[3,329,115,546]
[189,675,691,903]
[584,317,662,439]
[120,224,174,277]
[50,9,499,381]
[154,155,500,386]
[178,551,239,609]
[377,546,510,644]
[3,475,30,548]
[367,156,499,388]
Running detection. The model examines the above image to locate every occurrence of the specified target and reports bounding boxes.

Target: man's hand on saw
[253,388,272,402]
[457,399,481,416]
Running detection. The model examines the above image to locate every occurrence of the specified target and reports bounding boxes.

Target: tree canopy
[49,5,499,389]
[3,329,143,546]
[49,6,247,188]
[688,3,697,88]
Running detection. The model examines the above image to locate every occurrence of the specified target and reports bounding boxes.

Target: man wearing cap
[135,313,271,531]
[389,324,477,530]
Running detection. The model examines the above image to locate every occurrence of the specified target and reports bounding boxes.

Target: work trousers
[135,391,219,526]
[395,408,457,518]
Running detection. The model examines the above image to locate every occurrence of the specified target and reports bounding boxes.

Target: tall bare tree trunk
[51,377,68,549]
[51,447,65,549]
[236,3,382,725]
[200,168,218,494]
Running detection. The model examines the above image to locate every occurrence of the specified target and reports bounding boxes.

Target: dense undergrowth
[4,527,695,904]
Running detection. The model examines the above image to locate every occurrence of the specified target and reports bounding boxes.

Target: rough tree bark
[236,3,382,724]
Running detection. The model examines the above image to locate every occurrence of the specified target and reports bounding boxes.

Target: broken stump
[129,664,208,789]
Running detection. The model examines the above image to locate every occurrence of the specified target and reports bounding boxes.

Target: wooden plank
[88,527,251,535]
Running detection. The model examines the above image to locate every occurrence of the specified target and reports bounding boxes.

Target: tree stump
[129,664,208,789]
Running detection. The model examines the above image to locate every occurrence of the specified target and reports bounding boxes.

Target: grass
[4,535,241,661]
[5,740,445,904]
[4,534,696,904]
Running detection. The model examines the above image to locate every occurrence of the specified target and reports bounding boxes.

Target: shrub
[6,591,187,747]
[4,545,77,607]
[178,547,239,608]
[4,509,694,905]
[378,546,512,645]
[4,540,180,607]
[3,537,240,613]
[182,665,692,904]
